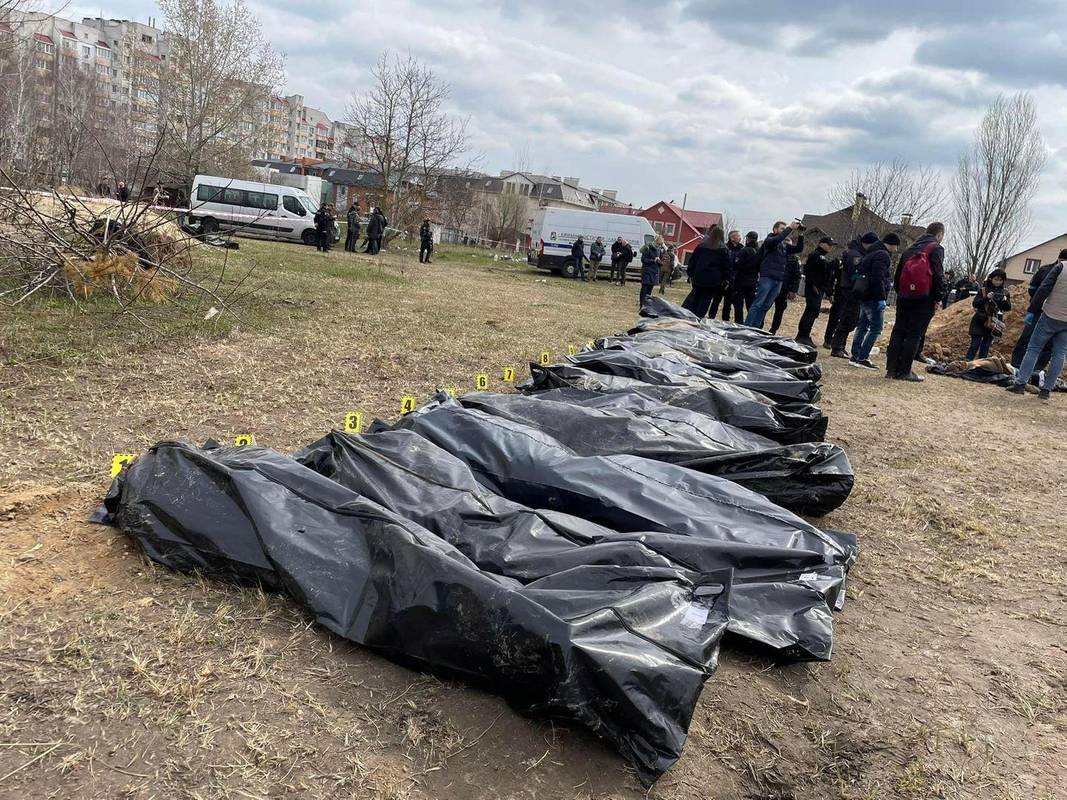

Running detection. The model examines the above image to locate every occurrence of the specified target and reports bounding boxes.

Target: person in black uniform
[419,219,434,263]
[795,236,835,346]
[681,226,730,319]
[344,202,361,252]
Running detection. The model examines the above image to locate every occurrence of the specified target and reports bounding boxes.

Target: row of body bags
[97,295,857,785]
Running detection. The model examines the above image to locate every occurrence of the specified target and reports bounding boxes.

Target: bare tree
[951,93,1046,279]
[481,189,531,246]
[829,159,946,227]
[345,52,470,233]
[154,0,283,184]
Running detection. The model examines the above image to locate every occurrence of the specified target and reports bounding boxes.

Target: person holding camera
[966,269,1012,360]
[769,252,801,335]
[744,220,804,329]
[610,236,634,284]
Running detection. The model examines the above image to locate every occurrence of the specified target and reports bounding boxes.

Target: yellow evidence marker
[344,412,364,433]
[110,453,136,477]
[234,434,256,447]
[400,395,418,414]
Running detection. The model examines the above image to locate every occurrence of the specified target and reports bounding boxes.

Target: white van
[188,175,337,245]
[528,208,656,278]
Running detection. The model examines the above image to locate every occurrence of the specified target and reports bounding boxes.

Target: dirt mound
[924,285,1028,360]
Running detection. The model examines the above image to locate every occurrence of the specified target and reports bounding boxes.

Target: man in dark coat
[681,227,729,319]
[116,182,130,204]
[589,236,606,281]
[768,253,801,335]
[709,230,741,320]
[365,207,387,254]
[884,222,946,381]
[795,236,836,347]
[639,240,663,308]
[728,231,760,323]
[744,221,803,328]
[344,202,361,252]
[419,219,434,263]
[314,204,334,252]
[829,232,878,358]
[571,236,587,281]
[610,237,634,285]
[849,232,900,369]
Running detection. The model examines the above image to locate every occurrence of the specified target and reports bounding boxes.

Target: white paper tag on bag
[681,604,710,629]
[799,572,818,581]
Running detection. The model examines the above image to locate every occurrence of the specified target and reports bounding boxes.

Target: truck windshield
[299,195,318,215]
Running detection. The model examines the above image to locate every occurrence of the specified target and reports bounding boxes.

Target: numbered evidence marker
[343,411,364,434]
[400,395,418,414]
[110,453,137,478]
[567,344,578,357]
[502,366,516,383]
[539,350,551,366]
[234,433,256,447]
[475,372,490,391]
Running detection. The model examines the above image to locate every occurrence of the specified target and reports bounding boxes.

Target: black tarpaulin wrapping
[634,296,819,364]
[597,330,823,383]
[99,439,731,785]
[388,395,858,661]
[565,345,821,404]
[523,363,829,444]
[457,391,853,515]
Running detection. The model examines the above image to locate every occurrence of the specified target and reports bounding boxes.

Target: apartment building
[260,94,363,164]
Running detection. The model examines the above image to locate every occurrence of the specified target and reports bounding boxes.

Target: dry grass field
[1,238,1064,799]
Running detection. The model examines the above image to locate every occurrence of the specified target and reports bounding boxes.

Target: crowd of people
[664,219,1064,401]
[321,201,390,255]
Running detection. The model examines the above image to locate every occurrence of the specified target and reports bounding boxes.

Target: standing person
[848,233,900,369]
[366,207,386,254]
[965,269,1012,359]
[345,202,361,252]
[681,226,729,319]
[588,236,606,281]
[829,232,878,358]
[952,272,980,304]
[1011,254,1061,368]
[883,222,946,381]
[639,237,663,308]
[419,219,434,263]
[744,221,804,329]
[1006,259,1067,401]
[710,230,741,320]
[729,231,760,323]
[768,253,801,335]
[96,177,111,197]
[658,244,677,293]
[610,236,633,284]
[795,236,836,347]
[571,235,587,281]
[313,203,330,252]
[116,181,130,204]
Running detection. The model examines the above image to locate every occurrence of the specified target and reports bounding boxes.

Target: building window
[1023,258,1041,274]
[97,47,110,61]
[664,223,675,236]
[81,45,92,58]
[652,221,664,233]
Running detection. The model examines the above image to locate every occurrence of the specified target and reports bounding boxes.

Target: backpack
[898,242,938,299]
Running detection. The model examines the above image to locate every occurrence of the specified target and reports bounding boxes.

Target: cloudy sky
[66,0,1066,249]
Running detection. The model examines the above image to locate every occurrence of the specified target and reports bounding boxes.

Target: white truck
[188,175,337,245]
[528,208,656,279]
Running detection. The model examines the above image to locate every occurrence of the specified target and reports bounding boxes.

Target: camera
[792,218,807,232]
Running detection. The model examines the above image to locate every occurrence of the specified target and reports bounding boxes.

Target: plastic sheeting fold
[387,395,857,661]
[457,391,853,515]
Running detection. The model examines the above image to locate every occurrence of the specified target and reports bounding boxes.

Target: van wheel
[200,217,219,234]
[302,229,318,246]
[561,259,577,279]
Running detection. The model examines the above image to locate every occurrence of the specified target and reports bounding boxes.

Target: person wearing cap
[795,236,836,347]
[829,231,879,358]
[884,222,946,381]
[849,232,901,370]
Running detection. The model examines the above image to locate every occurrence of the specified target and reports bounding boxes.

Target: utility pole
[677,192,686,246]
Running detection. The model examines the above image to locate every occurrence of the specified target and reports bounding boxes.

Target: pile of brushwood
[97,295,858,785]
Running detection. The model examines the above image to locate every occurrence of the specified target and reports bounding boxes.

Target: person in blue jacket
[769,252,802,335]
[849,232,900,370]
[744,220,804,328]
[639,237,664,308]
